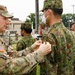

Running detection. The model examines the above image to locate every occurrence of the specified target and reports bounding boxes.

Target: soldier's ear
[47,9,51,15]
[48,9,53,15]
[48,9,51,13]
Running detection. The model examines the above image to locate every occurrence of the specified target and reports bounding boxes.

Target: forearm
[3,50,45,74]
[16,46,34,56]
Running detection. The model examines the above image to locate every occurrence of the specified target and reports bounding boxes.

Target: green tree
[27,13,35,29]
[61,13,74,28]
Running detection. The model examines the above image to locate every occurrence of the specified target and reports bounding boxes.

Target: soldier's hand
[38,42,51,55]
[31,40,42,51]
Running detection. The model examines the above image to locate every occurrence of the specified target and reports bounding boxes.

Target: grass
[36,64,40,75]
[12,44,16,50]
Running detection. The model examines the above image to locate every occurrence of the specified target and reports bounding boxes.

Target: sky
[0,0,75,21]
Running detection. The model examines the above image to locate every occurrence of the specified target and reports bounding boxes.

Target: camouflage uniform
[16,21,35,51]
[0,37,9,51]
[0,37,45,75]
[16,35,34,51]
[40,0,75,75]
[16,21,36,75]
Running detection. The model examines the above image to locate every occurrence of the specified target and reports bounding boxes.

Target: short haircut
[51,8,63,16]
[21,28,32,34]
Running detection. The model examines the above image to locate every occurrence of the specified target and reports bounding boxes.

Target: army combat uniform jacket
[0,37,45,75]
[40,22,75,75]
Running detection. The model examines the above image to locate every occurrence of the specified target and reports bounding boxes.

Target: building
[7,18,24,36]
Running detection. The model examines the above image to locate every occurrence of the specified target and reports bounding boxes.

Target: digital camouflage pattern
[42,0,63,11]
[0,37,45,75]
[40,22,75,75]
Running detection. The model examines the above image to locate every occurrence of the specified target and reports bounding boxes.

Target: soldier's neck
[49,17,61,27]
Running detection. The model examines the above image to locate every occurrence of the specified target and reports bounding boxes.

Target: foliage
[61,13,75,28]
[25,19,32,23]
[27,13,35,29]
[26,13,45,29]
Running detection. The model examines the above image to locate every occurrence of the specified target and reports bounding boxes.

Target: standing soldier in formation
[40,0,75,75]
[16,21,35,51]
[0,4,52,75]
[16,21,36,75]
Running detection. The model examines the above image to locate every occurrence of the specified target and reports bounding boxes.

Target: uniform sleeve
[42,33,56,63]
[15,47,34,57]
[1,49,45,75]
[7,47,34,57]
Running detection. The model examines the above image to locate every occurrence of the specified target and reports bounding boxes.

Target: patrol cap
[21,21,31,29]
[41,0,63,12]
[0,5,13,18]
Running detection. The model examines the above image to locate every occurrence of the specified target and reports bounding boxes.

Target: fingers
[31,40,42,50]
[43,42,51,51]
[32,40,51,55]
[38,42,51,55]
[46,42,51,51]
[34,40,42,46]
[36,40,42,44]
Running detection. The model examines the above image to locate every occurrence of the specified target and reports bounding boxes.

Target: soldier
[40,0,75,75]
[70,21,75,35]
[16,21,35,51]
[0,4,52,75]
[16,20,36,75]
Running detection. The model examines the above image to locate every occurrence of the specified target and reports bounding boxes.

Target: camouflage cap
[42,0,63,12]
[0,5,13,18]
[21,22,32,29]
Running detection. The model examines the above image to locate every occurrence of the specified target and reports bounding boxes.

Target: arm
[16,40,42,56]
[15,47,34,56]
[2,50,44,74]
[1,42,51,75]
